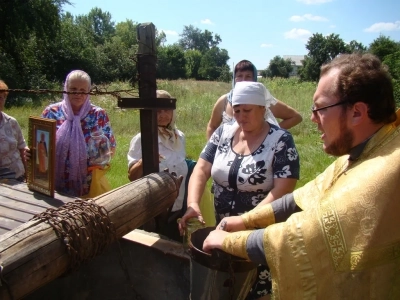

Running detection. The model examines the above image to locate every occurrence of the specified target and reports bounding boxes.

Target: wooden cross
[118,23,176,176]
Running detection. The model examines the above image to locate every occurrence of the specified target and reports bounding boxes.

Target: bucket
[189,227,257,300]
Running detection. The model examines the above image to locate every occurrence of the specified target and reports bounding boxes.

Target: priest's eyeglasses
[311,101,348,115]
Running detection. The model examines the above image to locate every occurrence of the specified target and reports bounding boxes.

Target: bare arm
[178,158,212,233]
[128,159,143,182]
[257,178,297,206]
[19,147,28,179]
[206,94,227,140]
[270,100,302,130]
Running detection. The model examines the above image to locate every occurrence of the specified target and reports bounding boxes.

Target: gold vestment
[225,112,400,299]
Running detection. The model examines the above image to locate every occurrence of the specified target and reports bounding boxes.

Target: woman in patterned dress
[179,81,300,299]
[0,80,27,181]
[41,70,116,197]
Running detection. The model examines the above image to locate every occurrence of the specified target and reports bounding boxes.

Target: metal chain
[0,86,138,100]
[32,199,116,271]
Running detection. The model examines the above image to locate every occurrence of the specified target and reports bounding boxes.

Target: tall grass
[8,78,336,190]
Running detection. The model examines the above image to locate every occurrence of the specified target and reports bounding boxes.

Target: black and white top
[201,122,300,222]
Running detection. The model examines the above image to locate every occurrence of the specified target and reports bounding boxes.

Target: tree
[383,51,400,106]
[369,35,400,63]
[51,13,97,81]
[383,51,400,80]
[156,45,186,79]
[115,19,138,49]
[299,33,349,81]
[93,37,136,83]
[346,40,367,53]
[156,30,167,47]
[76,7,115,45]
[266,56,293,78]
[0,0,70,89]
[178,25,221,52]
[260,70,267,78]
[184,50,202,79]
[198,47,230,80]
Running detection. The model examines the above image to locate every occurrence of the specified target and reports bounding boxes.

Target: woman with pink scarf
[42,70,116,197]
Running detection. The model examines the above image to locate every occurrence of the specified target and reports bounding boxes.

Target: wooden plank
[0,181,76,234]
[0,217,23,234]
[123,230,188,260]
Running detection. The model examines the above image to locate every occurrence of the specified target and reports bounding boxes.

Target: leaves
[265,56,294,78]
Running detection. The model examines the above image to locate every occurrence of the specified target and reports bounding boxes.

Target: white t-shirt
[127,130,188,212]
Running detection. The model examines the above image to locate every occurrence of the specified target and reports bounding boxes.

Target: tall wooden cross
[118,23,176,176]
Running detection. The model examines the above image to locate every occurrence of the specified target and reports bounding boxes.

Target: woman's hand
[216,216,246,232]
[178,204,204,235]
[24,147,31,162]
[202,229,229,253]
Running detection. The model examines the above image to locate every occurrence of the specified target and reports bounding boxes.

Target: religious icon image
[36,130,49,179]
[27,117,56,197]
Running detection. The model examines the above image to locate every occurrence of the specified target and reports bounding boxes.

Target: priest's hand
[202,229,229,253]
[216,216,246,232]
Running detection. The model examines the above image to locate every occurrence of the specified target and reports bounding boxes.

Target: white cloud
[261,43,273,48]
[364,21,400,32]
[330,25,336,28]
[201,19,214,25]
[284,28,312,42]
[297,0,333,4]
[161,30,178,36]
[290,14,328,22]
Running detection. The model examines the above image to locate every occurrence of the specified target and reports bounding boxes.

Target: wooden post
[118,23,176,176]
[0,172,182,300]
[137,23,158,176]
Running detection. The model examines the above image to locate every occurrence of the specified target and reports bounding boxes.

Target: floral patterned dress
[42,103,116,196]
[200,121,300,298]
[0,112,26,179]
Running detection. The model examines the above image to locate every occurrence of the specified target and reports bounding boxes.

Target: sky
[64,0,400,70]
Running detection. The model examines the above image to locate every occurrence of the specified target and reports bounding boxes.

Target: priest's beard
[325,114,355,156]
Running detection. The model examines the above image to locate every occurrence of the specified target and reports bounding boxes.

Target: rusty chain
[0,86,138,100]
[32,199,116,271]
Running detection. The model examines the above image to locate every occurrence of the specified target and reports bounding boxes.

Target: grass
[7,78,336,191]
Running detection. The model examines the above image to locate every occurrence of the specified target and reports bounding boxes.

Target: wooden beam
[136,22,158,176]
[0,172,182,300]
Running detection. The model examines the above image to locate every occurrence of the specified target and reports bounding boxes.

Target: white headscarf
[232,82,273,107]
[232,82,279,126]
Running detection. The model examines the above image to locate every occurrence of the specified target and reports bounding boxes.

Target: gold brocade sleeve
[241,204,275,229]
[222,231,253,260]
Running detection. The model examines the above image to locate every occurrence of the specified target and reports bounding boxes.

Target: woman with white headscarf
[179,82,300,299]
[41,70,116,197]
[127,90,188,241]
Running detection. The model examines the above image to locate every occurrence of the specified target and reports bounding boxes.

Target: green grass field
[7,78,336,190]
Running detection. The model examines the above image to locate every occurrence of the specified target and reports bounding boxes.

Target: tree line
[261,34,400,104]
[0,1,231,106]
[1,1,399,105]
